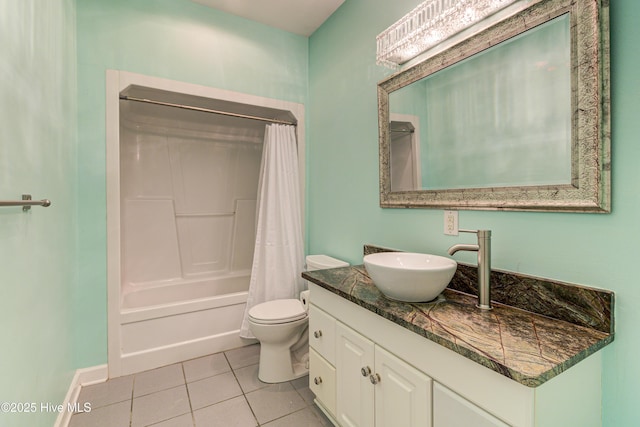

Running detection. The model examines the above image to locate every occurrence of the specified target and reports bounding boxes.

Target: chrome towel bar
[0,194,51,211]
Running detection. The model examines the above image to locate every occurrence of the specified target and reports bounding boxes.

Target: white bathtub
[118,273,253,375]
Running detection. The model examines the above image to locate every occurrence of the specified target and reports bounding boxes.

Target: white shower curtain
[240,123,305,339]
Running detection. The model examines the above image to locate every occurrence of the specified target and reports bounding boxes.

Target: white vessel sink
[363,252,457,302]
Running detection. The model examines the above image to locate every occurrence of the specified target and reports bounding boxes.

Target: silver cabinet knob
[361,366,372,377]
[314,376,323,385]
[369,373,381,385]
[313,330,323,339]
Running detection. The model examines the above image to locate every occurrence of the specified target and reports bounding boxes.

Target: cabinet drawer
[309,347,337,417]
[433,383,510,427]
[309,304,336,364]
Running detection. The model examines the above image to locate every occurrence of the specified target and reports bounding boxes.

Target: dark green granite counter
[303,263,613,387]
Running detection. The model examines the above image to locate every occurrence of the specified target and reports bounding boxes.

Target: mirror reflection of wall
[389,14,571,191]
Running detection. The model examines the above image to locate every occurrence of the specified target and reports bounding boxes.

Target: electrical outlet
[444,210,458,235]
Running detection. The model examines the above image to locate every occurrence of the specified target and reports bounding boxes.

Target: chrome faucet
[447,229,492,310]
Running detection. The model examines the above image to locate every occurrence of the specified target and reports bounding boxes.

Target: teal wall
[308,0,639,425]
[0,1,77,426]
[75,0,309,367]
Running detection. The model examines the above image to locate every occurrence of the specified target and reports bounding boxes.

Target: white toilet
[248,255,349,383]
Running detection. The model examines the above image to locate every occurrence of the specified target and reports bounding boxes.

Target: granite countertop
[303,264,613,387]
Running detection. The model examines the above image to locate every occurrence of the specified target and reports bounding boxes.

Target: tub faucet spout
[447,229,492,310]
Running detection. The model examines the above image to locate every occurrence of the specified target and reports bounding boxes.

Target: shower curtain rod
[120,95,297,126]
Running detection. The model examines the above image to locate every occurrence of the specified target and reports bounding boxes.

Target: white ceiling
[190,0,345,37]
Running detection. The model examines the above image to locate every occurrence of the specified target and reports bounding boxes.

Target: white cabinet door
[374,345,432,427]
[336,322,375,427]
[433,383,510,427]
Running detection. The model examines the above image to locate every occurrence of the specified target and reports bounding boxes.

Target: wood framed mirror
[378,0,610,212]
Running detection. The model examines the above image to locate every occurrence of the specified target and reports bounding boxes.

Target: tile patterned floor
[68,344,333,427]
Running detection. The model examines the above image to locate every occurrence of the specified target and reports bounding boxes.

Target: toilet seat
[249,299,307,325]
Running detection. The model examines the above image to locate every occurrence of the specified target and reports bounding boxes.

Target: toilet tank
[306,255,349,271]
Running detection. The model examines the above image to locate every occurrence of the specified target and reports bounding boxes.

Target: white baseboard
[54,364,108,427]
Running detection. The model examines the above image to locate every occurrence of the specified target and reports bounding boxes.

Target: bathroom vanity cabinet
[309,305,337,417]
[334,321,431,426]
[308,282,604,427]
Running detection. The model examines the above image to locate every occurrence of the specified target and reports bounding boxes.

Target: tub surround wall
[304,245,614,387]
[120,99,261,292]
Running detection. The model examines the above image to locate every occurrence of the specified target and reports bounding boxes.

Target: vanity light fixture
[376,0,520,68]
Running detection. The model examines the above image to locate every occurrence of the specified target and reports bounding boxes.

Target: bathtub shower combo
[107,73,304,376]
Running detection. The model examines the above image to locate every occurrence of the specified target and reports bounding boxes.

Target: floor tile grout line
[259,406,314,427]
[129,374,136,427]
[180,361,197,427]
[73,395,132,414]
[224,349,261,426]
[130,364,187,400]
[145,412,192,427]
[133,383,186,397]
[128,394,134,427]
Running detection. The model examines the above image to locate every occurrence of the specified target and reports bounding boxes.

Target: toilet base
[248,310,309,384]
[257,341,309,383]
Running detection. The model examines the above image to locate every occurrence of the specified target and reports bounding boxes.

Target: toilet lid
[249,299,307,324]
